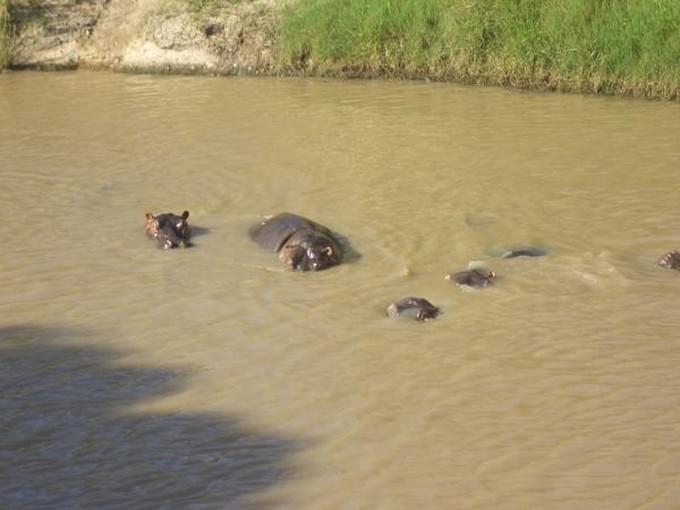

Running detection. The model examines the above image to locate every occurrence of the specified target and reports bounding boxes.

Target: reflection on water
[1,72,680,508]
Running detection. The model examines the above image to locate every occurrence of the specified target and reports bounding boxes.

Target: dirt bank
[8,0,283,74]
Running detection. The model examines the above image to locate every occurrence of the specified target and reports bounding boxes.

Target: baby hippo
[386,297,440,321]
[659,250,680,270]
[145,210,191,249]
[249,213,342,271]
[446,268,496,288]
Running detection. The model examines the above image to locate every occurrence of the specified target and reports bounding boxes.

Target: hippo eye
[176,221,183,229]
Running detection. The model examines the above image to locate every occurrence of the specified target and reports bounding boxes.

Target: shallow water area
[2,71,680,509]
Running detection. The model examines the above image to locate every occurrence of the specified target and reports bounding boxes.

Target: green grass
[279,0,680,98]
[185,0,245,16]
[186,0,222,14]
[0,0,11,70]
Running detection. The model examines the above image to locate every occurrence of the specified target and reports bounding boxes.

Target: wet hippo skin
[501,246,547,258]
[249,213,343,271]
[659,250,680,270]
[145,210,191,249]
[446,268,496,288]
[386,297,440,321]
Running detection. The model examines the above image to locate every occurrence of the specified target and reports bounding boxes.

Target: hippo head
[145,210,191,249]
[280,232,341,271]
[386,297,440,321]
[445,268,496,288]
[659,250,680,270]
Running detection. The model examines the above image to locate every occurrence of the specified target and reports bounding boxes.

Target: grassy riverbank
[0,0,11,70]
[279,0,680,99]
[2,0,678,99]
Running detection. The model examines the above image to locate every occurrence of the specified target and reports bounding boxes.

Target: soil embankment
[6,0,281,74]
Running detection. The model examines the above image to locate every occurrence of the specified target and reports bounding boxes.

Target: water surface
[1,72,680,509]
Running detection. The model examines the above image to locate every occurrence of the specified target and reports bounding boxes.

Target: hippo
[386,297,440,321]
[249,213,343,271]
[145,210,191,249]
[445,268,496,288]
[659,250,680,270]
[501,246,547,258]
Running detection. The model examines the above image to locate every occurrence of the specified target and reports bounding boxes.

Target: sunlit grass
[280,0,680,98]
[0,0,11,70]
[185,0,244,16]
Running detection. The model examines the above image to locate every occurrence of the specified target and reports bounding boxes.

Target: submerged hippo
[386,297,440,321]
[659,250,680,270]
[501,246,547,258]
[249,213,343,271]
[445,268,496,288]
[145,210,191,249]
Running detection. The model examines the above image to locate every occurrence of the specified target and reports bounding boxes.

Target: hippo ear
[323,246,333,256]
[145,213,159,231]
[182,210,190,220]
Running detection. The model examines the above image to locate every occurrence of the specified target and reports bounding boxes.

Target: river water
[1,71,680,509]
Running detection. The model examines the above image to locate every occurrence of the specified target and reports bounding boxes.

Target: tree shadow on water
[0,325,302,510]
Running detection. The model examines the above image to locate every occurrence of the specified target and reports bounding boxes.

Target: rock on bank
[8,0,281,74]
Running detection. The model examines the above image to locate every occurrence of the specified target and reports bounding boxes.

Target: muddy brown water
[2,71,680,509]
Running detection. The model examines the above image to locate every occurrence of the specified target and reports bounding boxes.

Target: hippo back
[501,246,547,258]
[249,213,334,252]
